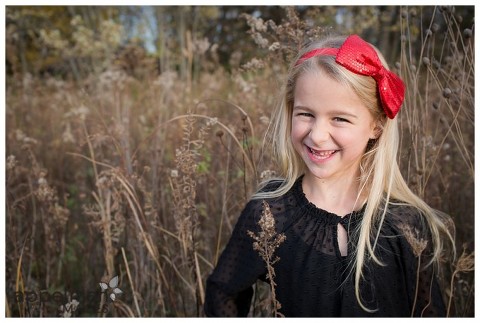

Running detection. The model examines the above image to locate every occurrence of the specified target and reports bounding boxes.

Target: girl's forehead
[294,70,349,97]
[292,71,372,117]
[294,67,344,89]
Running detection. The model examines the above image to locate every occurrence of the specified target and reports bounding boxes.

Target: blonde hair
[254,35,455,311]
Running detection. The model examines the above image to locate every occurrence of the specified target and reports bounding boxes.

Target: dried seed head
[268,42,280,51]
[216,130,224,138]
[440,6,451,13]
[455,247,474,273]
[6,155,17,171]
[38,177,48,186]
[463,28,473,39]
[206,117,218,127]
[426,29,433,38]
[432,23,440,33]
[260,170,276,180]
[443,88,452,99]
[422,57,430,66]
[258,201,275,234]
[399,224,428,257]
[248,201,286,257]
[259,115,270,125]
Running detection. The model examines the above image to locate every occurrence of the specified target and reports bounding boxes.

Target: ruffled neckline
[291,175,365,226]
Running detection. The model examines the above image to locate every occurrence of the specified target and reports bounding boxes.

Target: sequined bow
[296,35,405,119]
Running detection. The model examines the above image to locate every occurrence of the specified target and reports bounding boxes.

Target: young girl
[204,34,455,317]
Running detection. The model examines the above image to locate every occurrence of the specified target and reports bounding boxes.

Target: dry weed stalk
[398,7,473,316]
[399,224,428,316]
[399,6,474,198]
[170,115,200,259]
[247,201,286,317]
[5,135,72,316]
[169,113,213,313]
[447,245,474,316]
[83,163,172,316]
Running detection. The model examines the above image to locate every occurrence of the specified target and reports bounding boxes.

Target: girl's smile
[305,146,338,163]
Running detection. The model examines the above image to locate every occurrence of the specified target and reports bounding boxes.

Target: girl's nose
[309,121,330,144]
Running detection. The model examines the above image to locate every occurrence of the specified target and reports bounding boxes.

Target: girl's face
[291,70,378,183]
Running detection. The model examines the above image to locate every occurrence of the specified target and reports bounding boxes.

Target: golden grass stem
[194,251,205,306]
[121,247,142,317]
[15,237,28,317]
[195,251,213,270]
[91,190,114,276]
[411,254,422,317]
[160,255,196,293]
[214,141,231,266]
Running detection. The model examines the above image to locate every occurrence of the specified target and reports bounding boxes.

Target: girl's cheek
[291,121,309,137]
[290,127,303,142]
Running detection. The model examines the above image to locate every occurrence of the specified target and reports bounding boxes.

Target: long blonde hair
[254,35,455,311]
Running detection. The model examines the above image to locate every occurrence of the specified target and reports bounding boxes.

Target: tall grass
[397,7,474,315]
[5,6,474,317]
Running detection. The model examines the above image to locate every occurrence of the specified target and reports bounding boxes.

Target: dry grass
[247,201,286,317]
[5,6,473,317]
[397,6,474,316]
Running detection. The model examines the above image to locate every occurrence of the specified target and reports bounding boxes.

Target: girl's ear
[370,121,383,140]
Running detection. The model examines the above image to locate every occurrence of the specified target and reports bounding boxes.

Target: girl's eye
[333,117,349,123]
[297,112,314,118]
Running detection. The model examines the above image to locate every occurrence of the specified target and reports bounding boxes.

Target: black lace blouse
[204,176,446,317]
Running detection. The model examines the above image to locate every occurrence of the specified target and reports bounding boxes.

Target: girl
[204,34,455,317]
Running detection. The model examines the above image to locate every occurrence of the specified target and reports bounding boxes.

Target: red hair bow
[296,35,405,119]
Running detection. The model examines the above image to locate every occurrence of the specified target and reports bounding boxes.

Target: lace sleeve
[204,199,267,317]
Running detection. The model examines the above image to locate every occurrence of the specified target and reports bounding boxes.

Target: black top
[204,176,446,317]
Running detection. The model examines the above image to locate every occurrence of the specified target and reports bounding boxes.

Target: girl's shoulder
[245,178,298,224]
[385,200,451,225]
[243,179,287,211]
[385,201,425,225]
[384,200,453,242]
[257,178,287,194]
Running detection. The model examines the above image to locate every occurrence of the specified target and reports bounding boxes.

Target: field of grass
[5,6,474,317]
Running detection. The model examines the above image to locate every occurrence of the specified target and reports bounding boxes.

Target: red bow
[296,35,405,119]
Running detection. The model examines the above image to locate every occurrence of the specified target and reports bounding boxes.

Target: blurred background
[5,6,474,317]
